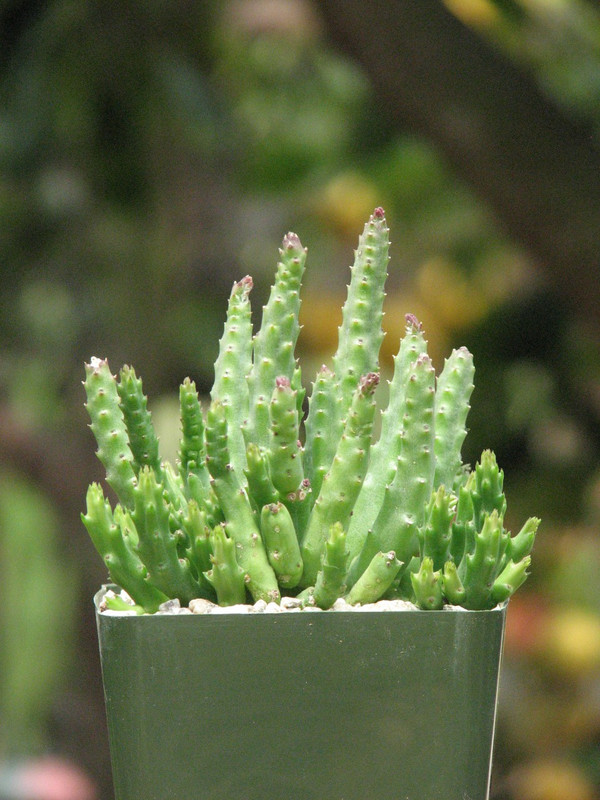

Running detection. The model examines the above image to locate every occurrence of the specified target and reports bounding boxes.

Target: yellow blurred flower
[298,292,343,357]
[509,759,598,800]
[443,0,500,29]
[539,607,600,679]
[315,172,381,238]
[415,257,489,330]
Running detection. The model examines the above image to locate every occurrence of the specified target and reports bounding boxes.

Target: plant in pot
[82,208,539,800]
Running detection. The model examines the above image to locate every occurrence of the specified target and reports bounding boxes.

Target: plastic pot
[95,586,507,800]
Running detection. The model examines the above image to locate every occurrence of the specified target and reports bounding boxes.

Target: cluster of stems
[82,209,538,613]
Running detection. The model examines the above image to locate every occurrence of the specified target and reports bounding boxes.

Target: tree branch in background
[316,0,600,334]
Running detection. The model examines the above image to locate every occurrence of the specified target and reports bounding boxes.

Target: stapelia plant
[82,209,539,613]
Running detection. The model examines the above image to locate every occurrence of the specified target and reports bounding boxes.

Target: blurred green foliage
[0,470,77,756]
[460,0,600,130]
[1,1,599,798]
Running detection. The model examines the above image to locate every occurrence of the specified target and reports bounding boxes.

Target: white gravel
[99,588,422,616]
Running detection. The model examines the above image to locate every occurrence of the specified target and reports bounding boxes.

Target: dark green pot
[95,586,507,800]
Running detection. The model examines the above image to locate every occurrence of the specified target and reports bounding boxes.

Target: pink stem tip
[405,313,423,331]
[234,275,253,293]
[283,232,302,250]
[360,372,380,393]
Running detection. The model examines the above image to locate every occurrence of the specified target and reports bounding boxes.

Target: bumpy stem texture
[260,502,303,589]
[459,510,509,609]
[132,467,202,605]
[205,402,280,603]
[182,500,213,577]
[450,483,476,565]
[419,486,455,571]
[84,358,137,509]
[433,347,474,491]
[301,372,379,587]
[82,483,167,612]
[347,314,428,557]
[304,209,389,492]
[313,522,349,610]
[411,557,444,610]
[267,377,304,497]
[244,233,306,450]
[508,517,539,563]
[332,208,389,421]
[304,365,342,502]
[472,450,507,531]
[345,550,402,605]
[361,354,436,569]
[117,366,161,476]
[211,277,253,477]
[442,561,467,606]
[205,525,247,606]
[244,443,280,511]
[179,379,211,496]
[492,556,531,603]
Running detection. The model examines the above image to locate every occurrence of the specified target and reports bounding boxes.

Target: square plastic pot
[95,586,507,800]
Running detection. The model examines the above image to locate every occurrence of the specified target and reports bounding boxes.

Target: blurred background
[0,1,599,798]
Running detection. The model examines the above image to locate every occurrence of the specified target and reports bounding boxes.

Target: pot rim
[94,584,508,618]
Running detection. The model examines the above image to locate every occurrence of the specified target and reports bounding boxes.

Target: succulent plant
[82,209,539,613]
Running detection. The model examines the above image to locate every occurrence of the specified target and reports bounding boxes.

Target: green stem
[345,550,402,605]
[81,483,167,612]
[260,502,303,589]
[245,232,306,450]
[204,525,247,606]
[205,402,280,603]
[83,358,137,509]
[332,208,389,422]
[131,467,202,604]
[301,372,379,587]
[313,522,349,609]
[411,557,444,610]
[363,354,436,568]
[211,276,253,477]
[117,365,161,476]
[267,377,304,497]
[347,314,427,559]
[433,347,474,491]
